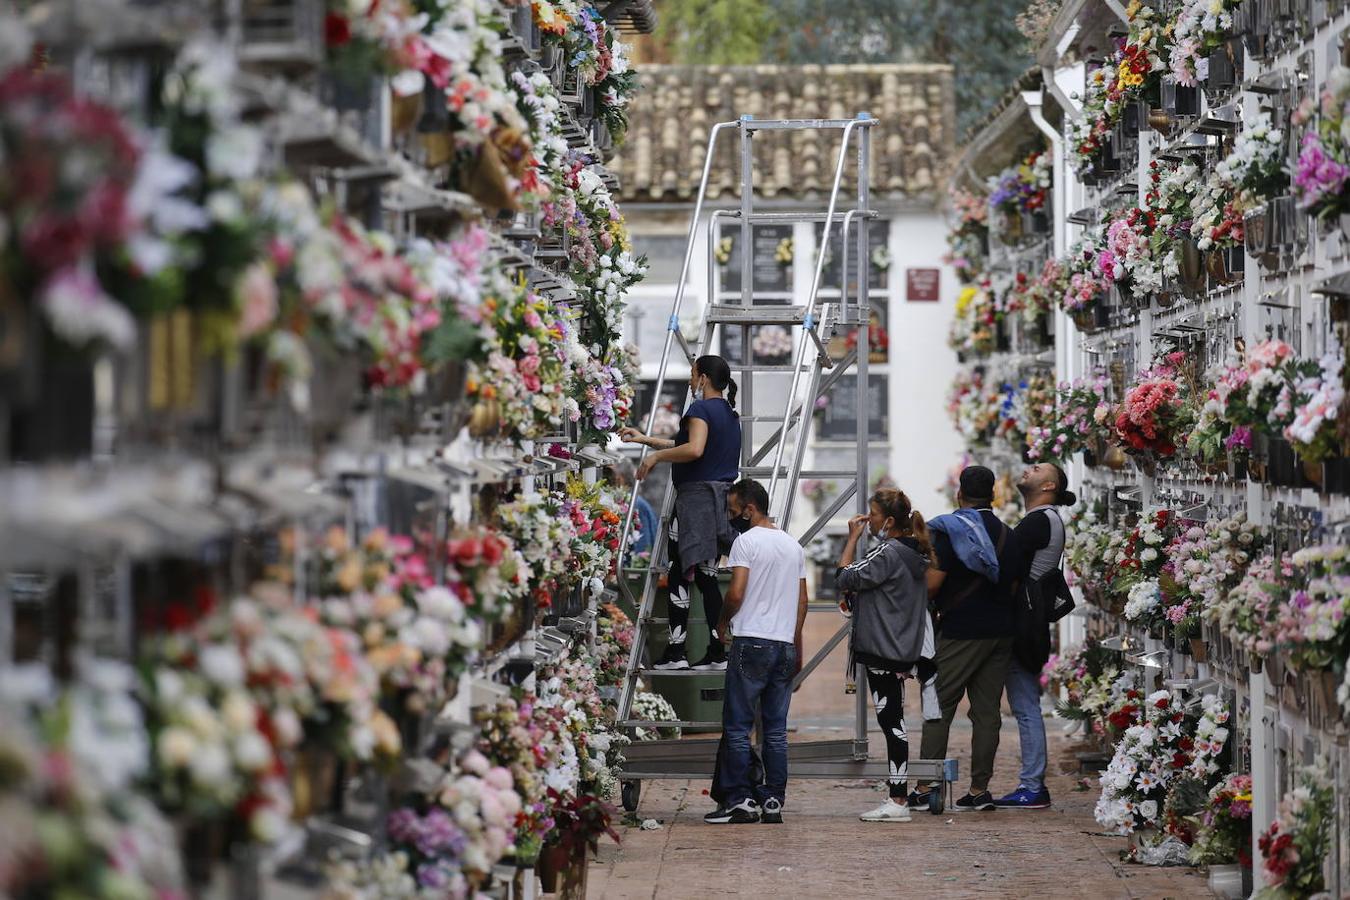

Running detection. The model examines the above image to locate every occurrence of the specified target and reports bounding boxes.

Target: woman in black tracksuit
[835,488,940,823]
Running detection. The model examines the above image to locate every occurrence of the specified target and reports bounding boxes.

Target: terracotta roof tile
[612,64,955,203]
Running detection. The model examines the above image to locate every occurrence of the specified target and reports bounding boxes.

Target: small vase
[1103,445,1129,471]
[1207,863,1246,899]
[1300,457,1325,489]
[1251,655,1263,674]
[537,844,567,894]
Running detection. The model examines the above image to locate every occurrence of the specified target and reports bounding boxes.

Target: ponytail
[909,510,937,567]
[871,488,936,566]
[695,354,738,415]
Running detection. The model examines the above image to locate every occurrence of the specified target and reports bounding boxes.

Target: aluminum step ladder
[612,115,959,812]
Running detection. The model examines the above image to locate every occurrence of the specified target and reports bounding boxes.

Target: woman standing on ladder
[835,488,943,822]
[622,355,742,670]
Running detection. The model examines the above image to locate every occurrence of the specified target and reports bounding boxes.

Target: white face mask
[692,378,705,401]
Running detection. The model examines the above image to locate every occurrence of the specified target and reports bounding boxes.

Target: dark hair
[1048,463,1077,506]
[730,478,770,517]
[695,355,738,411]
[871,488,936,566]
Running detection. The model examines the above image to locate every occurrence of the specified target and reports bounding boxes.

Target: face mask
[731,514,753,534]
[692,379,705,401]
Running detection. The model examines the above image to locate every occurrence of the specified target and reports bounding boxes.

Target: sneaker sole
[761,814,783,824]
[994,803,1051,810]
[860,814,912,822]
[653,662,690,670]
[952,803,996,812]
[690,663,727,671]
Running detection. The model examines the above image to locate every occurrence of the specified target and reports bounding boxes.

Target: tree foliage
[656,0,779,65]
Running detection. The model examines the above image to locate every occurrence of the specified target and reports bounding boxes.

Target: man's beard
[1015,480,1035,500]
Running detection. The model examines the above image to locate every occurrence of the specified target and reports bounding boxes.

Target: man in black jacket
[912,466,1020,812]
[992,462,1075,810]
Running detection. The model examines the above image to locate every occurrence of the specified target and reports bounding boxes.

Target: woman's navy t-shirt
[672,398,741,486]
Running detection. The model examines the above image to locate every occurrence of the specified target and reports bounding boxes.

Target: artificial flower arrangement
[1282,345,1346,465]
[1068,59,1116,176]
[1256,766,1333,898]
[1168,0,1243,87]
[1207,553,1295,661]
[1271,544,1350,673]
[0,661,189,900]
[1189,773,1255,868]
[987,147,1052,230]
[1218,111,1290,206]
[944,186,989,284]
[466,275,583,442]
[994,371,1056,458]
[948,280,998,356]
[560,474,629,600]
[537,1,637,143]
[1040,639,1126,732]
[1104,508,1179,610]
[774,236,794,265]
[497,489,581,609]
[1026,374,1113,462]
[1114,352,1194,459]
[1158,515,1265,643]
[0,28,282,365]
[1060,228,1113,317]
[1094,690,1231,835]
[1292,65,1350,222]
[1209,339,1298,454]
[629,691,682,741]
[592,602,636,689]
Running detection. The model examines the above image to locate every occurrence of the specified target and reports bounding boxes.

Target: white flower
[221,691,257,732]
[1138,799,1158,821]
[40,267,137,350]
[188,743,232,788]
[206,126,264,181]
[157,726,198,768]
[200,643,247,687]
[234,731,273,772]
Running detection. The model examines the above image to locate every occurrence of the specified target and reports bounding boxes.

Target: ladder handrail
[617,121,738,566]
[616,120,738,725]
[778,208,863,531]
[766,115,874,517]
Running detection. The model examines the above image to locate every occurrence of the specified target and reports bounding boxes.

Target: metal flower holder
[236,0,324,70]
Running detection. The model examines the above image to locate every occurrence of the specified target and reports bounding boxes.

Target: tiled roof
[611,64,956,203]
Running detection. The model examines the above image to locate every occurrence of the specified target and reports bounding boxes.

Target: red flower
[325,12,352,46]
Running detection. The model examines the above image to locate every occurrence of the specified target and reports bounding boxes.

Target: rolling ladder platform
[614,114,957,814]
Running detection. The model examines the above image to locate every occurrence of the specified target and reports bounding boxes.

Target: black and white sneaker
[690,645,727,671]
[652,644,689,670]
[760,798,783,824]
[704,798,760,824]
[953,790,996,812]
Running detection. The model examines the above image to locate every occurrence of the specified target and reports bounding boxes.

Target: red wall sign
[906,267,941,302]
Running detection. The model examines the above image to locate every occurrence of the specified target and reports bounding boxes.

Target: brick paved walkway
[586,612,1213,900]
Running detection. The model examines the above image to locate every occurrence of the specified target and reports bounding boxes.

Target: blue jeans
[721,637,796,806]
[1005,660,1047,793]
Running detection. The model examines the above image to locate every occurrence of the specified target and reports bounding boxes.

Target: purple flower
[416,862,454,890]
[416,808,467,858]
[1293,131,1350,210]
[1225,426,1253,451]
[387,808,420,845]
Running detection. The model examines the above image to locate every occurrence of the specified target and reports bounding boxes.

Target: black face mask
[730,514,753,534]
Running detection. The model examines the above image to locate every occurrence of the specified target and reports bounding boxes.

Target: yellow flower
[1126,0,1143,18]
[956,286,977,315]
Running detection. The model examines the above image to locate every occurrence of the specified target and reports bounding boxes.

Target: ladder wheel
[621,780,641,812]
[929,790,944,815]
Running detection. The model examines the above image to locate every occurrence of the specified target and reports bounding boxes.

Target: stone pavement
[586,611,1213,900]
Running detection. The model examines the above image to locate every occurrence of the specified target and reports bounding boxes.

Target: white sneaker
[860,799,912,822]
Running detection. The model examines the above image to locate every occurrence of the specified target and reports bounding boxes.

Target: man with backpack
[910,466,1020,812]
[992,462,1077,810]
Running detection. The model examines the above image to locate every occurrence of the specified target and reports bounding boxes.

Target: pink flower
[235,261,278,339]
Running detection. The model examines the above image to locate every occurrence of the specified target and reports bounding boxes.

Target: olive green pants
[918,635,1014,793]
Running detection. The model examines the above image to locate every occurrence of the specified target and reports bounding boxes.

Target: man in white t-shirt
[703,478,808,826]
